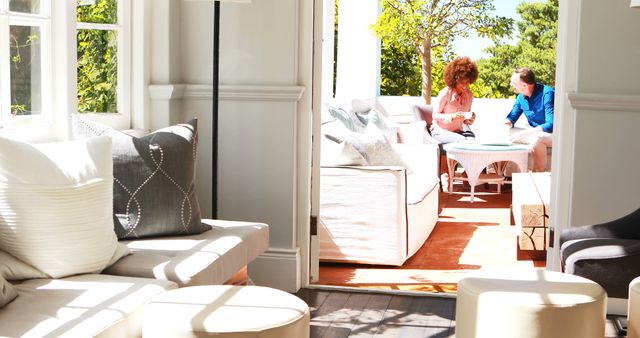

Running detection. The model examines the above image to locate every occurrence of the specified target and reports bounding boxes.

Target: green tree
[479,0,558,98]
[380,42,422,96]
[371,0,512,104]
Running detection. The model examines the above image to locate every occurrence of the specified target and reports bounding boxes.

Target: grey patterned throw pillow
[71,115,211,239]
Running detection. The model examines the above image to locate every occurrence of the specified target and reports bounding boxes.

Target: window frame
[76,0,131,130]
[0,0,53,134]
[0,0,132,140]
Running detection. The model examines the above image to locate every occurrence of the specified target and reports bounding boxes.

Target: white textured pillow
[357,123,409,168]
[0,136,129,278]
[398,120,427,144]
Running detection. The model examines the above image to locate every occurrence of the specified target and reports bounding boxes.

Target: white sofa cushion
[0,275,17,308]
[0,136,128,278]
[325,122,409,169]
[0,274,176,338]
[103,220,269,286]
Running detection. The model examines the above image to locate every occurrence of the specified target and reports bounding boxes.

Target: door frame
[301,0,576,286]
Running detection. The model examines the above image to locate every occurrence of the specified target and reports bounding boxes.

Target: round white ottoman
[455,270,606,338]
[143,285,310,338]
[628,276,640,338]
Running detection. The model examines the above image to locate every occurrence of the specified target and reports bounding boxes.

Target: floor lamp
[193,0,250,218]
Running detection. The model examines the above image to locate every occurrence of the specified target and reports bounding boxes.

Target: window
[0,0,51,129]
[0,0,131,138]
[76,0,130,127]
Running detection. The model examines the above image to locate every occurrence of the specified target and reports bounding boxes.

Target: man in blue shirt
[504,67,554,172]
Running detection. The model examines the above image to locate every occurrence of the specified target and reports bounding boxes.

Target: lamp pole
[211,1,220,218]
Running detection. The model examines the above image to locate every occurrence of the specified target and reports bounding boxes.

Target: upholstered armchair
[560,207,640,299]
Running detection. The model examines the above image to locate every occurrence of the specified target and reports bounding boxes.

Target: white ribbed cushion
[0,136,128,278]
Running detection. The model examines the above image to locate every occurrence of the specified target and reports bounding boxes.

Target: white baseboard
[248,247,301,293]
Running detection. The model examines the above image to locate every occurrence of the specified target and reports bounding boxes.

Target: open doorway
[309,0,558,294]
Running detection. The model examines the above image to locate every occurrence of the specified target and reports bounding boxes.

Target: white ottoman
[143,285,310,338]
[455,270,606,338]
[628,276,640,338]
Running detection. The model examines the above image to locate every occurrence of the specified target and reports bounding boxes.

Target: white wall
[335,0,381,100]
[551,0,640,269]
[570,0,640,224]
[149,0,311,292]
[563,0,640,224]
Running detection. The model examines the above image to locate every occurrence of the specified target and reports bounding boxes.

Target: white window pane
[10,25,41,116]
[77,29,118,114]
[9,0,40,15]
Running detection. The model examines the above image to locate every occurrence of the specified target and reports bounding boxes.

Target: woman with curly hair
[431,56,479,143]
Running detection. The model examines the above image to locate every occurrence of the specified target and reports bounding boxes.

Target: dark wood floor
[295,288,625,338]
[295,288,456,338]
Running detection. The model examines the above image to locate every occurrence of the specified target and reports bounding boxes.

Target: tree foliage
[372,0,513,103]
[77,0,118,113]
[478,0,558,98]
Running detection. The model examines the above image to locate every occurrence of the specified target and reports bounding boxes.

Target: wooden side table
[512,172,551,260]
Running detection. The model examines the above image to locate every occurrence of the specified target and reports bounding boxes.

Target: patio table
[443,142,531,202]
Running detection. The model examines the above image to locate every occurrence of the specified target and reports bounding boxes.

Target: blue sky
[451,0,520,60]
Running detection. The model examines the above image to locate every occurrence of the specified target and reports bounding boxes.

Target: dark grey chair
[560,207,640,298]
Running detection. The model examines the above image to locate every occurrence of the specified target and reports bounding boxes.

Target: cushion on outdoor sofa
[0,274,176,338]
[103,219,269,286]
[0,275,17,308]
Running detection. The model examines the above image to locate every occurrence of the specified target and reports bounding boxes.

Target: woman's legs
[431,127,474,190]
[431,128,468,144]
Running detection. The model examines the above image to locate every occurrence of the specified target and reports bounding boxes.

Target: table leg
[465,167,484,203]
[447,158,456,194]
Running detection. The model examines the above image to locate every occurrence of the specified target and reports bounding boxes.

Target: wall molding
[219,85,305,102]
[568,92,640,112]
[149,84,305,102]
[148,84,186,100]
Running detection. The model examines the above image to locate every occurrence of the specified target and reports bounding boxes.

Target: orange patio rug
[314,184,546,293]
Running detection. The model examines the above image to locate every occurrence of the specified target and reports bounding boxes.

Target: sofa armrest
[561,238,640,298]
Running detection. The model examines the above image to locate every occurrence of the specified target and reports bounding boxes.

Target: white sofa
[318,97,440,266]
[0,220,269,337]
[319,143,440,266]
[0,122,271,337]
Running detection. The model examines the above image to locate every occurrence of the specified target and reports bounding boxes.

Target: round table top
[443,141,531,153]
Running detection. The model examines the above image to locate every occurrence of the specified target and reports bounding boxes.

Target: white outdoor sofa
[318,96,440,266]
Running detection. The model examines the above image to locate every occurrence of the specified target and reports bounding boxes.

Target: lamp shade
[632,0,640,8]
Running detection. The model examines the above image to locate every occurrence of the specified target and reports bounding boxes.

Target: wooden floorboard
[296,289,456,338]
[296,288,625,338]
